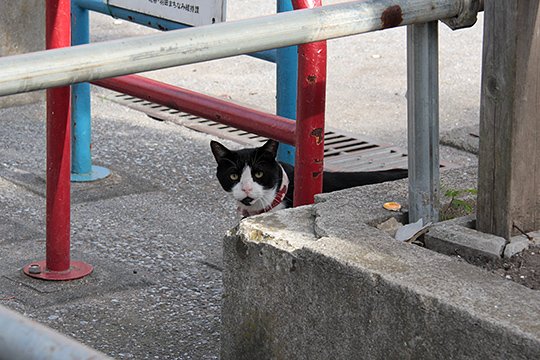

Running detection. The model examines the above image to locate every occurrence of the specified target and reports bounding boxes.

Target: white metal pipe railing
[0,0,461,97]
[0,305,112,360]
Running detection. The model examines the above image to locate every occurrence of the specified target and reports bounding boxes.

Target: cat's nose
[241,184,253,194]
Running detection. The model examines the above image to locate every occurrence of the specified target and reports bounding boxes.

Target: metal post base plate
[71,165,111,182]
[23,260,93,281]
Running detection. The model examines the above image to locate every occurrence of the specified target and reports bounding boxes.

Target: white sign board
[108,0,226,27]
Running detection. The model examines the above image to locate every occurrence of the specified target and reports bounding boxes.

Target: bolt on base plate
[22,260,93,281]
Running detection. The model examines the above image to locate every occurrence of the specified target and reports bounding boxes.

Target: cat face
[210,140,283,211]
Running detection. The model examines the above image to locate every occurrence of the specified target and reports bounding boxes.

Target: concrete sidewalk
[0,97,236,358]
[0,2,486,359]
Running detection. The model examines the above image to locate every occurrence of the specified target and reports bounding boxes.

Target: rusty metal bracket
[442,0,483,30]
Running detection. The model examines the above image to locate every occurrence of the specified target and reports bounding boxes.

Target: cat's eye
[254,171,264,179]
[229,173,239,181]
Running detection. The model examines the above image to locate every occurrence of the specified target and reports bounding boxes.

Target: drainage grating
[105,92,414,172]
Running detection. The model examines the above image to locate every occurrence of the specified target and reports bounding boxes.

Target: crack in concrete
[311,204,328,240]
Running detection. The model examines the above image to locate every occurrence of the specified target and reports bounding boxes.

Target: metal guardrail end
[442,0,483,30]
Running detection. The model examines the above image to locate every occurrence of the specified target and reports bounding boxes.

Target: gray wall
[0,1,45,107]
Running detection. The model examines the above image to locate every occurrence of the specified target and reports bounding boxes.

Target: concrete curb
[426,217,540,262]
[222,175,540,359]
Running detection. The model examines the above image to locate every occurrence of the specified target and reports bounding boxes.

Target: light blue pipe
[71,1,111,181]
[276,0,297,165]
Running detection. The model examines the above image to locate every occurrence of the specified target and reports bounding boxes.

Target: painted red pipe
[93,75,297,146]
[24,0,93,280]
[292,0,327,207]
[46,0,72,272]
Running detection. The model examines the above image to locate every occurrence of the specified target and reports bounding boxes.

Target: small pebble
[505,275,512,280]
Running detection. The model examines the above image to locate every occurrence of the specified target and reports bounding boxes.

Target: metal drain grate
[105,92,412,172]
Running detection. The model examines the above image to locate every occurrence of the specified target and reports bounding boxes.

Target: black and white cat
[211,139,408,217]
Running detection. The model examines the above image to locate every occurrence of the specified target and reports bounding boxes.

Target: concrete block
[527,231,540,247]
[0,1,45,107]
[425,223,507,265]
[376,216,403,237]
[504,230,540,258]
[504,238,530,258]
[222,177,540,360]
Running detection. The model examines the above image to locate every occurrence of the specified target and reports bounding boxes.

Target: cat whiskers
[258,196,271,210]
[258,186,278,210]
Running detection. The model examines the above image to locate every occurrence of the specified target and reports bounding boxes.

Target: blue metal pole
[71,1,110,181]
[276,0,298,165]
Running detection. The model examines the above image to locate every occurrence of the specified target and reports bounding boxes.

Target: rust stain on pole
[311,128,323,144]
[381,5,403,29]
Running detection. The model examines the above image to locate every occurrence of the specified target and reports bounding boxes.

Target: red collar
[239,167,289,218]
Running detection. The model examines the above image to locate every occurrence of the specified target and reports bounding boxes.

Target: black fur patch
[210,140,282,193]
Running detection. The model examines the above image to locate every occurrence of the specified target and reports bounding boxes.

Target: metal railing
[0,0,463,96]
[0,305,111,360]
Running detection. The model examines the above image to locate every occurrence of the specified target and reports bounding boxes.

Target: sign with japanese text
[108,0,226,27]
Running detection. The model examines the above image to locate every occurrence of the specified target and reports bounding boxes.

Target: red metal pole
[23,0,92,280]
[93,75,297,146]
[292,0,327,207]
[46,0,71,273]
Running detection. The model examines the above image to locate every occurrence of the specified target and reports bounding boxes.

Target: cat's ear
[210,140,231,162]
[260,139,279,158]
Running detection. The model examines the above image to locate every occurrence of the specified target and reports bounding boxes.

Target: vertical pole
[406,22,440,224]
[23,0,93,281]
[71,3,92,176]
[70,0,110,182]
[292,0,327,207]
[46,0,72,272]
[276,0,297,165]
[477,0,540,239]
